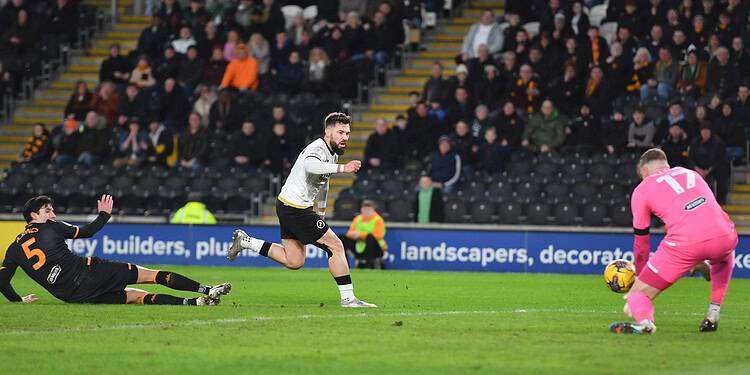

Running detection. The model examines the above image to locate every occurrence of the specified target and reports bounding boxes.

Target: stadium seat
[508,160,532,180]
[470,201,495,224]
[496,201,522,224]
[571,183,599,205]
[581,203,608,226]
[610,203,632,227]
[525,203,551,225]
[543,182,569,204]
[352,178,378,197]
[462,181,487,201]
[488,180,514,200]
[535,161,560,178]
[334,196,359,220]
[599,183,625,205]
[280,5,303,28]
[303,5,318,21]
[386,199,413,222]
[600,22,618,43]
[514,181,540,204]
[445,199,469,223]
[553,202,578,225]
[588,163,614,185]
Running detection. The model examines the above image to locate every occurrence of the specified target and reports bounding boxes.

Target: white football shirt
[278,138,338,209]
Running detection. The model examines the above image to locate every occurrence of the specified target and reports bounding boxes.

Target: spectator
[549,64,583,117]
[602,110,630,154]
[364,118,389,169]
[129,55,156,88]
[271,31,294,68]
[733,84,750,129]
[2,10,38,63]
[118,84,147,121]
[99,44,131,85]
[113,120,148,168]
[659,123,691,168]
[198,21,223,59]
[660,101,689,143]
[64,81,93,121]
[143,120,173,167]
[366,10,398,66]
[170,192,217,224]
[510,64,542,114]
[193,84,216,126]
[731,37,750,78]
[51,118,79,167]
[477,126,508,173]
[157,0,182,37]
[627,48,653,96]
[422,62,452,106]
[220,43,259,91]
[689,125,730,204]
[496,101,525,149]
[265,123,295,173]
[570,1,590,38]
[89,82,119,126]
[413,175,444,223]
[452,64,474,97]
[583,66,611,119]
[159,78,190,130]
[343,200,388,269]
[178,112,208,170]
[715,103,745,160]
[76,111,110,167]
[470,104,495,138]
[287,14,311,47]
[231,120,265,168]
[249,33,270,75]
[47,0,78,45]
[274,50,304,94]
[153,45,180,82]
[476,64,504,112]
[446,87,474,126]
[628,107,656,149]
[342,12,368,61]
[138,16,168,62]
[209,89,242,131]
[676,47,708,99]
[177,46,205,94]
[522,100,567,153]
[564,105,600,153]
[305,47,331,93]
[386,115,411,166]
[583,26,609,68]
[182,0,208,29]
[408,101,443,157]
[450,120,479,170]
[642,47,678,101]
[203,47,228,87]
[223,29,241,61]
[17,123,51,165]
[429,136,461,193]
[460,9,504,61]
[707,47,739,99]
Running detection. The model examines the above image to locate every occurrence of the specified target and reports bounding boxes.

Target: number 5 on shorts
[22,238,46,270]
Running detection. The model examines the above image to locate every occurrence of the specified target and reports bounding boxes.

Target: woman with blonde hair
[305,47,331,93]
[249,33,270,75]
[626,48,653,97]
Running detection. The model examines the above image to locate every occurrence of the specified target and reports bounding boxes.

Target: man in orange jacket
[343,200,388,269]
[220,43,259,91]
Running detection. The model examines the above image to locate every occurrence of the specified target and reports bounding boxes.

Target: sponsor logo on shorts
[685,197,706,211]
[316,220,325,229]
[47,264,61,284]
[647,261,659,274]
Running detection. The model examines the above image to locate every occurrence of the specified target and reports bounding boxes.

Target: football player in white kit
[228,113,376,308]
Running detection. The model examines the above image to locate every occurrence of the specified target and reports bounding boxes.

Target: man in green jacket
[171,193,217,224]
[521,100,568,153]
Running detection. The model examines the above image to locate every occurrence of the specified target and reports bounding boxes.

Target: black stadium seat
[444,199,468,223]
[610,203,632,227]
[543,182,569,204]
[386,199,413,222]
[525,203,551,225]
[334,197,359,221]
[496,201,522,224]
[581,203,608,226]
[470,201,495,224]
[553,202,578,225]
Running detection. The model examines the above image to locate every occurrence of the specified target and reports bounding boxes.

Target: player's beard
[329,139,346,155]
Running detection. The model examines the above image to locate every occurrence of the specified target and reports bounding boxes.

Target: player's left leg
[134,266,231,300]
[315,228,376,308]
[125,287,217,306]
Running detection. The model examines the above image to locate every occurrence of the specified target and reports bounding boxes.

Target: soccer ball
[604,259,636,293]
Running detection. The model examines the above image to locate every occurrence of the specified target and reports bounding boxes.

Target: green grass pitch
[1,266,749,374]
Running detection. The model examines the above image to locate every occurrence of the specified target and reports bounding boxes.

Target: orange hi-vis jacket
[221,56,259,90]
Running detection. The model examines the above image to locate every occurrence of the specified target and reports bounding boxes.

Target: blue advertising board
[62,224,750,277]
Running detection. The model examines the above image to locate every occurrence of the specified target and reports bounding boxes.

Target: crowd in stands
[0,0,87,104]
[363,3,750,205]
[14,0,413,173]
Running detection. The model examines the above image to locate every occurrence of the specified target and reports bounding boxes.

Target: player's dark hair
[637,148,668,169]
[23,195,54,223]
[324,112,351,128]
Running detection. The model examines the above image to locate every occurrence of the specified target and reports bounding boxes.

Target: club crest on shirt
[685,197,706,211]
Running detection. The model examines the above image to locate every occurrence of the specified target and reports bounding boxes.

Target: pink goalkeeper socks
[627,291,655,324]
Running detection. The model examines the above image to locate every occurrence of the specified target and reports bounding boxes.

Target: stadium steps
[327,1,504,217]
[727,166,750,226]
[0,7,148,170]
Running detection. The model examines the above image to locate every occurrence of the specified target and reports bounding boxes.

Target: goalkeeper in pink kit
[611,149,737,334]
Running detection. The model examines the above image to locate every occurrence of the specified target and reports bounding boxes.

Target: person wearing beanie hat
[689,123,730,203]
[429,135,462,193]
[220,43,259,91]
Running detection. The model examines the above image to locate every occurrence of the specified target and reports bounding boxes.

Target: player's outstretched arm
[76,194,114,238]
[0,261,31,303]
[303,158,361,175]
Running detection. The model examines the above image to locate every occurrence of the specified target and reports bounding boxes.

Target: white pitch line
[0,308,707,336]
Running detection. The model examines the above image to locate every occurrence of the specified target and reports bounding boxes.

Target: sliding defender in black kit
[0,195,231,306]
